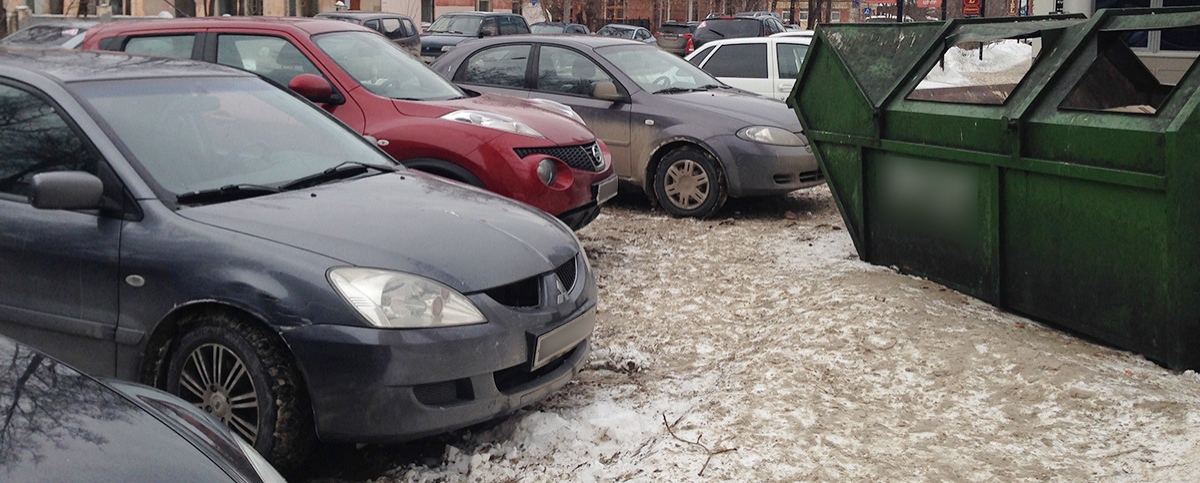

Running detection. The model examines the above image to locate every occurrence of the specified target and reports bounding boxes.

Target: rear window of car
[695,19,762,40]
[0,25,91,47]
[659,24,693,35]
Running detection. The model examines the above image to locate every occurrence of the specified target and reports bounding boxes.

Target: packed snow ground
[303,188,1200,483]
[922,39,1034,87]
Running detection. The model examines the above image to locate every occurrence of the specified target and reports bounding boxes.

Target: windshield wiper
[707,28,726,38]
[697,84,727,90]
[653,86,699,94]
[176,184,281,205]
[279,161,397,191]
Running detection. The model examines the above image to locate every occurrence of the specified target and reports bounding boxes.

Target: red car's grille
[514,142,604,172]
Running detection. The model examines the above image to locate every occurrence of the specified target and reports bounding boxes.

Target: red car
[82,17,617,229]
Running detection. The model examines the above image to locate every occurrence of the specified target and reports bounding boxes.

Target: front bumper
[281,261,598,443]
[708,135,824,198]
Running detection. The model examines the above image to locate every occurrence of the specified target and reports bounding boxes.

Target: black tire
[166,312,314,475]
[653,145,727,218]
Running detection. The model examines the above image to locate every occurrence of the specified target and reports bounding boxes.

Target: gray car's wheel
[166,312,313,475]
[653,146,726,218]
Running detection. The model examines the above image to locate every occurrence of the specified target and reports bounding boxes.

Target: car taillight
[656,31,663,36]
[686,37,694,53]
[683,33,693,38]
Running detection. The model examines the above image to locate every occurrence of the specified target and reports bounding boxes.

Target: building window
[478,0,490,12]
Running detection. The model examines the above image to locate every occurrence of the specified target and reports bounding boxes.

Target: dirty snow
[305,187,1200,483]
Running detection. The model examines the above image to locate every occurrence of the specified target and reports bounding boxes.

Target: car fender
[640,132,724,196]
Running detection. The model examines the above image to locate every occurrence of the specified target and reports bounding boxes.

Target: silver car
[431,35,822,218]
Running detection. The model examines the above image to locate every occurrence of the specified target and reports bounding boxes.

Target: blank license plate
[531,309,595,370]
[595,175,618,205]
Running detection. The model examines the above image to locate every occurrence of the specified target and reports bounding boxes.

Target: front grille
[514,142,604,172]
[413,378,474,406]
[554,256,577,293]
[484,275,540,307]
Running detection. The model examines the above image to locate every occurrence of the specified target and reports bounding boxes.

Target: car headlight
[736,126,807,147]
[530,98,586,125]
[235,436,287,483]
[440,110,545,138]
[328,267,487,328]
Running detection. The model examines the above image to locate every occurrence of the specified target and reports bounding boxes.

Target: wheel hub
[204,385,233,422]
[664,159,709,210]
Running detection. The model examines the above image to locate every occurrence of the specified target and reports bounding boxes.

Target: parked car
[691,15,786,50]
[432,36,823,218]
[686,36,811,100]
[596,24,657,45]
[83,17,617,229]
[315,11,421,57]
[771,29,814,38]
[0,20,98,49]
[0,48,596,473]
[736,11,782,19]
[656,20,697,56]
[420,11,530,62]
[531,21,591,34]
[0,333,287,482]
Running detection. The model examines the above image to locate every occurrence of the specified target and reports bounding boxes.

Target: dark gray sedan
[315,11,422,57]
[431,35,822,217]
[0,49,595,473]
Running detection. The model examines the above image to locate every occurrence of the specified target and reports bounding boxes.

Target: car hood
[177,172,578,293]
[659,88,803,132]
[393,92,596,145]
[421,33,475,49]
[0,337,254,482]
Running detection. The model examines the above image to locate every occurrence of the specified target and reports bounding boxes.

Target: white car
[685,36,811,100]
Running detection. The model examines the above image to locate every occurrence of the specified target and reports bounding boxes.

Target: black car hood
[660,88,803,132]
[0,337,247,482]
[178,172,577,293]
[421,33,475,50]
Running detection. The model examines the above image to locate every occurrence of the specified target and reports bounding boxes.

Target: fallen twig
[661,413,738,476]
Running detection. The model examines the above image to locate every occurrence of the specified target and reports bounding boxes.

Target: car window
[382,18,403,36]
[215,35,323,87]
[777,42,808,79]
[402,18,417,36]
[456,44,531,88]
[0,83,100,198]
[500,17,524,35]
[537,46,614,96]
[122,35,195,58]
[364,19,382,32]
[688,45,714,66]
[702,43,767,79]
[314,31,463,100]
[480,19,499,36]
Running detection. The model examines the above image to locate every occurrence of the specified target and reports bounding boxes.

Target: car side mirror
[288,74,339,104]
[591,81,625,102]
[479,29,495,38]
[29,171,103,211]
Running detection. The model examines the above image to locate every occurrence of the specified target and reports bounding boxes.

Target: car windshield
[597,44,719,92]
[531,24,565,34]
[596,26,636,39]
[72,76,395,199]
[426,16,481,35]
[314,31,463,100]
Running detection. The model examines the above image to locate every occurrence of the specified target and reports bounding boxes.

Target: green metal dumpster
[790,8,1200,369]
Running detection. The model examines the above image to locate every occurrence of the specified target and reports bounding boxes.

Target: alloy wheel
[178,343,260,442]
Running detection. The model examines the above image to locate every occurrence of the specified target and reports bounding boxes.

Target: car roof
[695,36,810,48]
[316,11,412,20]
[600,24,640,30]
[464,34,644,49]
[86,16,365,38]
[440,11,520,17]
[0,47,256,83]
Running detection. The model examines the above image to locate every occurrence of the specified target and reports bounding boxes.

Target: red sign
[963,0,982,15]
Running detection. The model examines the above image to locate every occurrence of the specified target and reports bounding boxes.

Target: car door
[774,40,809,100]
[0,79,120,376]
[531,45,633,175]
[698,42,771,97]
[452,43,534,98]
